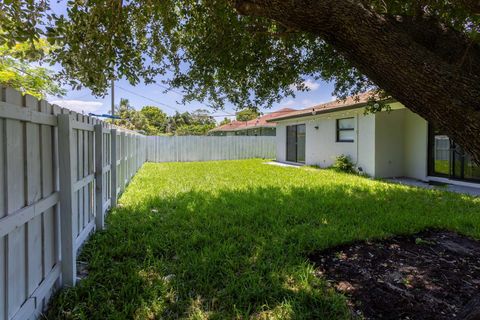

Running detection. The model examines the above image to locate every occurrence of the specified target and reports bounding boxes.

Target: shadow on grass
[46,181,480,319]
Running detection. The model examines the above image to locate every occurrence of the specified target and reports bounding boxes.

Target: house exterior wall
[374,108,406,178]
[274,103,429,180]
[357,113,376,176]
[276,122,287,162]
[373,107,429,179]
[404,110,428,180]
[274,109,377,176]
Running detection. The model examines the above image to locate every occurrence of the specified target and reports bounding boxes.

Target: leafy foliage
[112,100,216,136]
[175,123,216,136]
[140,106,168,135]
[219,117,232,126]
[236,108,261,122]
[2,0,478,110]
[333,155,356,173]
[0,39,65,98]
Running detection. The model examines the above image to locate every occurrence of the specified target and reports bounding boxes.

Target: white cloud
[290,80,320,92]
[51,100,104,114]
[301,99,314,107]
[303,80,320,91]
[280,99,315,109]
[282,100,297,108]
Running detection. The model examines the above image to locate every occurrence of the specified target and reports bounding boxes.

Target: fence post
[94,125,105,230]
[111,129,117,207]
[120,131,126,192]
[57,114,76,287]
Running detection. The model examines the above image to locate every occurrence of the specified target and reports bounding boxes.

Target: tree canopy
[2,0,480,159]
[219,117,232,126]
[236,108,261,122]
[112,101,216,136]
[2,0,476,103]
[0,39,65,98]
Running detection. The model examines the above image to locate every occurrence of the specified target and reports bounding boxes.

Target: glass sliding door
[464,154,480,181]
[430,128,451,176]
[286,124,306,163]
[428,125,480,182]
[296,124,306,163]
[286,125,297,162]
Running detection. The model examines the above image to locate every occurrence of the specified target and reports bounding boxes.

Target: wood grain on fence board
[5,88,27,319]
[0,87,277,320]
[147,136,275,163]
[58,114,77,287]
[0,106,5,320]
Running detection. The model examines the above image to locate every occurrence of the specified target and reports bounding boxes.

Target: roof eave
[210,124,275,132]
[265,103,365,122]
[266,98,397,122]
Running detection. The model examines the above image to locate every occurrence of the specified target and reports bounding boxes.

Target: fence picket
[0,85,276,320]
[5,88,27,319]
[57,114,77,287]
[94,125,105,230]
[146,136,275,162]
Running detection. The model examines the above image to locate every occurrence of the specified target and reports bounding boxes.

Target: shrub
[333,155,356,173]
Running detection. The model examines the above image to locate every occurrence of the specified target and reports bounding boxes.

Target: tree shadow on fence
[46,181,480,319]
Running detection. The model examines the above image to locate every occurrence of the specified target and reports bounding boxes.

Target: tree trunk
[234,0,480,162]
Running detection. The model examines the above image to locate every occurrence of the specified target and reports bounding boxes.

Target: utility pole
[111,79,115,117]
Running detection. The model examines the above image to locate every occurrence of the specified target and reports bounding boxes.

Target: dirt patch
[308,230,480,320]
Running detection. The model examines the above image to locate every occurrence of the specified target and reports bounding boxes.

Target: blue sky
[48,78,337,122]
[46,2,337,122]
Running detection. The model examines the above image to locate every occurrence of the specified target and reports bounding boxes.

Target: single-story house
[267,93,480,186]
[209,108,294,136]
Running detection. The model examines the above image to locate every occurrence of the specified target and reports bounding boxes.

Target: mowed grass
[46,159,480,319]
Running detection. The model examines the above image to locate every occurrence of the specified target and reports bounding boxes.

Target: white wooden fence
[0,87,147,320]
[147,136,276,162]
[0,86,276,320]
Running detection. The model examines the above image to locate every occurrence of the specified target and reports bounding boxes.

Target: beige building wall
[374,108,406,178]
[403,110,429,180]
[275,103,430,180]
[275,108,377,177]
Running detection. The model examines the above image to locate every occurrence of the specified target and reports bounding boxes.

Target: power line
[116,84,185,113]
[117,84,238,118]
[152,82,237,117]
[10,63,301,118]
[153,82,184,96]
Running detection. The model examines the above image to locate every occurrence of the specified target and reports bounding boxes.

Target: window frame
[336,117,355,143]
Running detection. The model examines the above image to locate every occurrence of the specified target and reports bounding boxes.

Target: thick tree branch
[234,0,268,16]
[390,15,480,75]
[233,0,480,161]
[459,0,480,15]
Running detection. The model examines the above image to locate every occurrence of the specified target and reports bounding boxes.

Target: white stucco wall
[374,107,429,179]
[404,110,428,180]
[275,123,287,163]
[357,113,376,176]
[274,103,430,180]
[274,109,377,177]
[374,108,406,178]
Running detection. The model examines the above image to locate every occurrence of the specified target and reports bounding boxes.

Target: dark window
[336,118,355,142]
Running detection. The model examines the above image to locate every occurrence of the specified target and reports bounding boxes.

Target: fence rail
[147,136,276,162]
[0,87,147,320]
[0,86,277,320]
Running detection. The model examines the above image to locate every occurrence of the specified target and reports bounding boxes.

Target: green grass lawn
[46,159,480,319]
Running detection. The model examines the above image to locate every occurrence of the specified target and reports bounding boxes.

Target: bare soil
[308,230,480,320]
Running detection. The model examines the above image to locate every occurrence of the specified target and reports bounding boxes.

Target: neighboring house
[267,93,480,186]
[209,108,295,136]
